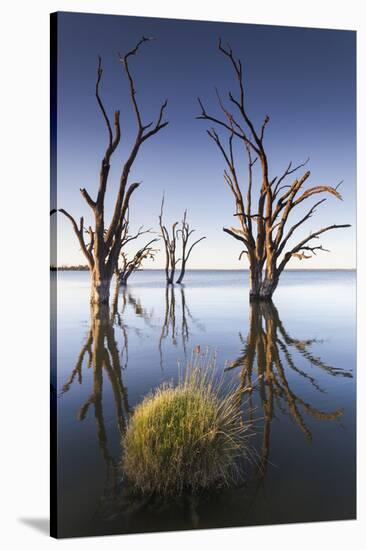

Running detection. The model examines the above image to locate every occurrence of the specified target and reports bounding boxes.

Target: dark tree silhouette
[59,37,168,305]
[197,40,350,300]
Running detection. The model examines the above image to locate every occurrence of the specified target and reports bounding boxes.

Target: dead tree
[158,196,180,285]
[116,241,159,286]
[176,210,206,284]
[114,209,159,286]
[59,37,168,305]
[197,40,350,300]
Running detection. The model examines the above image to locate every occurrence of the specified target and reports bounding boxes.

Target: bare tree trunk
[249,257,278,301]
[176,262,186,285]
[259,275,279,300]
[249,262,263,301]
[91,267,113,305]
[258,255,279,300]
[167,265,175,286]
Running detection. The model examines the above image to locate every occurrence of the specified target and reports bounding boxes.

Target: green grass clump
[122,353,250,496]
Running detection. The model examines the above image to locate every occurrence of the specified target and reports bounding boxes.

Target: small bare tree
[59,37,168,305]
[114,209,159,286]
[159,196,180,285]
[116,241,159,286]
[197,40,350,300]
[176,210,206,284]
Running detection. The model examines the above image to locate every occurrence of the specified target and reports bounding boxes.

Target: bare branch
[273,158,310,197]
[239,249,248,260]
[217,39,265,154]
[105,39,168,249]
[276,198,327,258]
[186,236,207,261]
[223,226,247,244]
[58,209,94,267]
[95,57,121,209]
[293,184,343,207]
[96,56,113,147]
[271,171,311,237]
[141,99,169,141]
[278,224,351,273]
[118,37,169,138]
[260,115,270,141]
[197,97,255,147]
[80,187,96,210]
[119,36,152,129]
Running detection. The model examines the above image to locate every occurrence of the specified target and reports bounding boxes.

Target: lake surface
[52,270,356,538]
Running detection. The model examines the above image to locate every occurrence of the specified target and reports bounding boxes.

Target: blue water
[53,269,356,537]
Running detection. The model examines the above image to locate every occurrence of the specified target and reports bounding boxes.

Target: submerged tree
[176,210,206,284]
[197,40,350,300]
[116,242,158,286]
[158,196,180,285]
[60,37,168,305]
[115,209,159,286]
[159,199,206,285]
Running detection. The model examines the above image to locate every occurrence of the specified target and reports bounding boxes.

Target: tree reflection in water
[226,300,352,481]
[59,292,352,528]
[60,284,179,520]
[60,284,156,510]
[60,283,207,523]
[159,285,205,367]
[61,299,131,507]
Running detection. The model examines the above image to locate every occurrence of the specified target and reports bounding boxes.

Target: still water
[53,270,356,537]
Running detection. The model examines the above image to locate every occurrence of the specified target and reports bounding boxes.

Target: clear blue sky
[55,12,356,269]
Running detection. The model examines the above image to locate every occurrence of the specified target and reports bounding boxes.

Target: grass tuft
[122,352,250,496]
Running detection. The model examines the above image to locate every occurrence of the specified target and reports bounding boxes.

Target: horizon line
[52,266,356,272]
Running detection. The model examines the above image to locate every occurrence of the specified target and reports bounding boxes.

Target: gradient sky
[55,12,356,269]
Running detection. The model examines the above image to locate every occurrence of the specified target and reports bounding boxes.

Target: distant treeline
[50,265,90,271]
